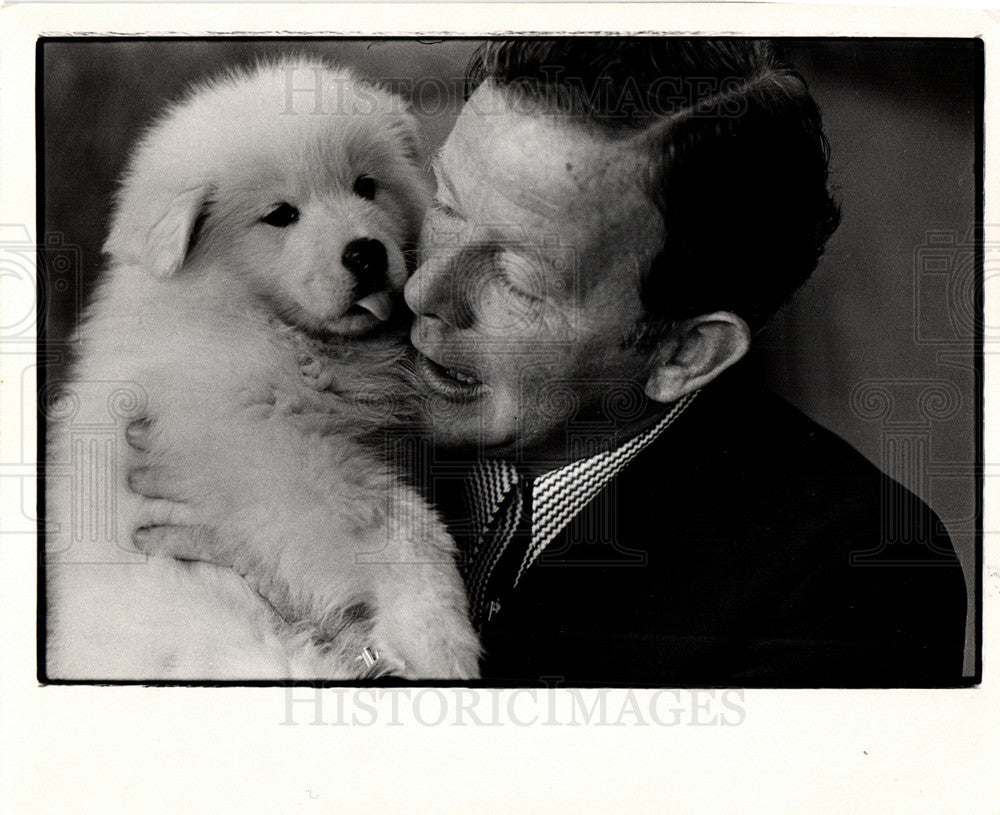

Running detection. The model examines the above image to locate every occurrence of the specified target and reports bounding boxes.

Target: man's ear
[644,312,751,403]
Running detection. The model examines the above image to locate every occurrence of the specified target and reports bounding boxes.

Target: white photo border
[2,4,997,813]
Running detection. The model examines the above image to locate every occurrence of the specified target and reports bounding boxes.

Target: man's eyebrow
[429,152,462,210]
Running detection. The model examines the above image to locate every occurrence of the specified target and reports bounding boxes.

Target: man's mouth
[416,352,485,403]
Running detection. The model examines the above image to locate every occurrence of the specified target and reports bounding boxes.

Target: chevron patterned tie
[459,392,698,630]
[463,463,532,631]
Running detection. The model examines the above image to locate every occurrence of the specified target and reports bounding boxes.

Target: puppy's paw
[298,353,337,391]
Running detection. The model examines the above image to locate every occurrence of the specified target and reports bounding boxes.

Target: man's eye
[431,198,463,220]
[498,274,537,302]
[260,203,299,227]
[496,253,544,304]
[353,175,377,200]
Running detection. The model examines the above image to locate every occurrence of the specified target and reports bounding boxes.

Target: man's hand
[126,419,222,565]
[126,419,293,621]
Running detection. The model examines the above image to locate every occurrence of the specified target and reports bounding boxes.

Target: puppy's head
[106,58,433,337]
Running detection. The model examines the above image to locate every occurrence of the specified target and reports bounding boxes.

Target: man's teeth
[418,353,482,390]
[446,368,478,384]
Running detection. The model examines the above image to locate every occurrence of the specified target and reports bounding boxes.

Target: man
[130,38,967,685]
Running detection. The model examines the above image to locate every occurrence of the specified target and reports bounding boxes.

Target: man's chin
[420,399,512,451]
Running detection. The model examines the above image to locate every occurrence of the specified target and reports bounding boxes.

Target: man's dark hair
[466,38,841,333]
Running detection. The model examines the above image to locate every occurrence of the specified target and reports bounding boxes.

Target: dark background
[39,38,981,675]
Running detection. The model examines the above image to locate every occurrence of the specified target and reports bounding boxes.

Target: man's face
[405,83,666,463]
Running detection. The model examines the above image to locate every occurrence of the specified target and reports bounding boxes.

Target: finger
[136,497,197,528]
[133,524,218,563]
[127,465,187,501]
[125,419,153,451]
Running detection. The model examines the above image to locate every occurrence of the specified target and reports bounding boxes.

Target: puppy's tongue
[355,291,392,322]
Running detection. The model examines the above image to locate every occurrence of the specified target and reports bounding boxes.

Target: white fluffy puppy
[45,58,480,680]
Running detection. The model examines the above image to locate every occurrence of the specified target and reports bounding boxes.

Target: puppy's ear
[388,109,434,240]
[104,172,210,278]
[390,110,425,166]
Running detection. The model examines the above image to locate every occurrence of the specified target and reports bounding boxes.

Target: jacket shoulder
[506,376,969,684]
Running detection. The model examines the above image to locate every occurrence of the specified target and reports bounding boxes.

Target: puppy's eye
[353,175,377,200]
[261,203,299,227]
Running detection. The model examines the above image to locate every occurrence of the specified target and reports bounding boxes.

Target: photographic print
[3,5,998,815]
[35,36,982,686]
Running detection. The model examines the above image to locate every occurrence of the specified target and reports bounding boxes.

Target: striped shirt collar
[464,390,697,585]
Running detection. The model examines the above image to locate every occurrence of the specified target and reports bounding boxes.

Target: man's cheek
[493,295,578,343]
[511,368,566,425]
[540,305,582,342]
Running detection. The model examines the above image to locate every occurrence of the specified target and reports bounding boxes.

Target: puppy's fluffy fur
[45,59,480,679]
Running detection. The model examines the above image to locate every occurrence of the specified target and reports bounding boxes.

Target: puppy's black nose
[342,238,388,296]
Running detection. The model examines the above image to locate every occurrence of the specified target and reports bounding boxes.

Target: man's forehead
[440,83,657,218]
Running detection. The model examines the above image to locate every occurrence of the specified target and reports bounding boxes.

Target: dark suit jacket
[451,368,968,686]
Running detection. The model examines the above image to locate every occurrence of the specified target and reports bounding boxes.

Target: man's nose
[404,247,476,330]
